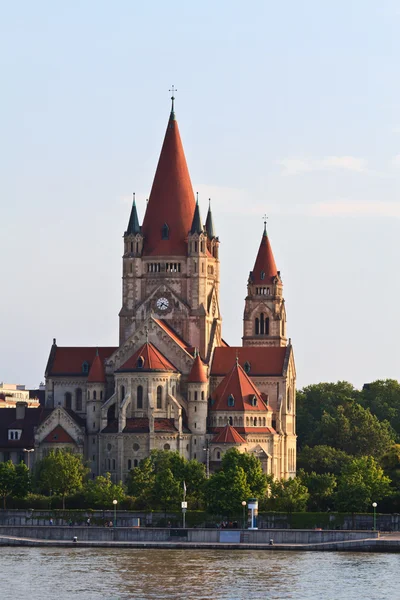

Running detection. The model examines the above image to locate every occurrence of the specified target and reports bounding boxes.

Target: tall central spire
[250,223,278,284]
[141,100,195,256]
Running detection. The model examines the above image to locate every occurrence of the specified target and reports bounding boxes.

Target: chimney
[16,401,28,420]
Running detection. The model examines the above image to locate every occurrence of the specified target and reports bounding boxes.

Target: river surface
[0,548,397,599]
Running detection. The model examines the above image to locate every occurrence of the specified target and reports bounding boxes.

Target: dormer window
[82,361,89,374]
[8,429,22,441]
[162,223,169,240]
[137,356,145,369]
[251,395,257,407]
[228,394,235,407]
[260,271,265,280]
[244,361,251,374]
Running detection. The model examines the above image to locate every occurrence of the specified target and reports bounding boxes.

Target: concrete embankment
[0,526,396,552]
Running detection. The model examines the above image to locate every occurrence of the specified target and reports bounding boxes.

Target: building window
[133,443,140,451]
[217,451,221,460]
[251,395,257,407]
[137,385,143,409]
[156,386,162,409]
[255,318,259,335]
[134,459,138,467]
[128,459,132,470]
[100,391,103,400]
[93,405,96,412]
[260,271,265,280]
[65,392,72,410]
[76,388,82,411]
[93,390,97,400]
[194,453,197,459]
[87,391,90,400]
[162,223,169,239]
[164,443,170,450]
[201,391,204,400]
[228,416,233,425]
[82,361,89,374]
[137,356,144,369]
[92,437,96,445]
[112,459,116,470]
[194,406,197,412]
[228,394,235,407]
[194,423,197,429]
[194,391,198,401]
[244,361,251,374]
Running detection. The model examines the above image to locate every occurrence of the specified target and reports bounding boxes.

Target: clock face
[156,297,170,311]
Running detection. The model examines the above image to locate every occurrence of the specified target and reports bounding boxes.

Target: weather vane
[263,214,268,231]
[169,85,177,111]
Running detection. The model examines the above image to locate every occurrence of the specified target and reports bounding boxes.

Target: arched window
[260,313,265,335]
[128,459,132,470]
[228,416,233,425]
[239,417,243,426]
[218,417,223,426]
[244,361,251,374]
[76,388,82,411]
[121,385,125,401]
[65,392,72,409]
[217,451,221,460]
[246,417,249,426]
[265,317,270,335]
[93,390,97,400]
[137,385,143,409]
[228,394,235,407]
[87,390,90,400]
[164,443,170,451]
[107,404,116,425]
[156,386,162,409]
[263,417,266,426]
[260,270,265,280]
[255,317,259,335]
[162,223,169,239]
[251,395,258,407]
[137,356,144,369]
[133,459,138,467]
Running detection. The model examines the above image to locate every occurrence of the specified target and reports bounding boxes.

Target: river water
[0,548,397,599]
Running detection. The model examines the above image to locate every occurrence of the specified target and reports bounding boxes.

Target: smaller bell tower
[243,222,287,347]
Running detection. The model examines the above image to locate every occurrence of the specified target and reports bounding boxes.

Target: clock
[156,297,170,311]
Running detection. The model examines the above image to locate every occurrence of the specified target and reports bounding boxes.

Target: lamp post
[372,502,377,531]
[242,501,247,529]
[23,448,35,470]
[113,499,118,528]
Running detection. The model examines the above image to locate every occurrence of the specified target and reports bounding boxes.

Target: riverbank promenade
[0,526,399,552]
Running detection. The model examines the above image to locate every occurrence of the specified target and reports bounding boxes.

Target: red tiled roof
[43,425,75,444]
[117,342,178,372]
[87,351,106,383]
[187,354,207,383]
[102,418,186,434]
[210,362,268,412]
[153,319,193,355]
[0,407,49,448]
[211,346,287,376]
[49,347,117,376]
[212,424,246,444]
[250,227,278,284]
[141,110,196,256]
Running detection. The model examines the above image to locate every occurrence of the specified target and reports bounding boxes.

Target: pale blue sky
[1,0,400,388]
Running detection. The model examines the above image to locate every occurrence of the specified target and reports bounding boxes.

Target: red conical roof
[212,424,246,444]
[118,342,177,372]
[87,351,106,383]
[187,353,208,383]
[251,225,278,284]
[210,362,268,412]
[142,108,196,256]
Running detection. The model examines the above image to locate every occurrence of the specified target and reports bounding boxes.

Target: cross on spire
[263,214,268,234]
[169,85,177,112]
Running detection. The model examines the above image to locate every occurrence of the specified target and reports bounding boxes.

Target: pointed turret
[190,195,203,234]
[250,223,278,284]
[141,99,196,256]
[87,349,106,383]
[188,353,208,383]
[125,194,141,236]
[205,199,215,239]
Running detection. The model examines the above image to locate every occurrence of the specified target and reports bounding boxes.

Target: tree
[265,477,309,513]
[298,445,352,477]
[298,470,337,511]
[13,462,31,498]
[0,461,16,509]
[204,467,251,518]
[152,468,181,515]
[380,445,400,489]
[35,450,89,508]
[220,448,268,498]
[335,456,392,513]
[360,380,400,438]
[126,457,155,508]
[83,473,125,508]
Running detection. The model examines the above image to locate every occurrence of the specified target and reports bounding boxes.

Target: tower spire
[250,221,278,284]
[205,198,215,239]
[125,193,141,236]
[190,193,203,234]
[169,85,177,119]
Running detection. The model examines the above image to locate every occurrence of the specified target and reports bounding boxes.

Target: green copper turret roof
[205,199,215,239]
[125,194,141,236]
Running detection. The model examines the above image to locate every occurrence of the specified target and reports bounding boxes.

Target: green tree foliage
[126,450,206,511]
[35,450,89,509]
[204,467,251,517]
[265,477,309,513]
[297,382,394,457]
[13,462,31,498]
[360,380,400,439]
[335,456,392,513]
[83,473,126,508]
[0,461,17,509]
[298,470,337,511]
[298,445,352,477]
[220,448,268,498]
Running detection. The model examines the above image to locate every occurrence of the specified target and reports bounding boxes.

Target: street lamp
[113,499,118,528]
[23,448,35,470]
[242,501,247,529]
[372,502,377,531]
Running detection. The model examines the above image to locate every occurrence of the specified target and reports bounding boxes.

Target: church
[39,97,297,481]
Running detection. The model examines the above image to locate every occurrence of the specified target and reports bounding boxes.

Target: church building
[40,98,297,481]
